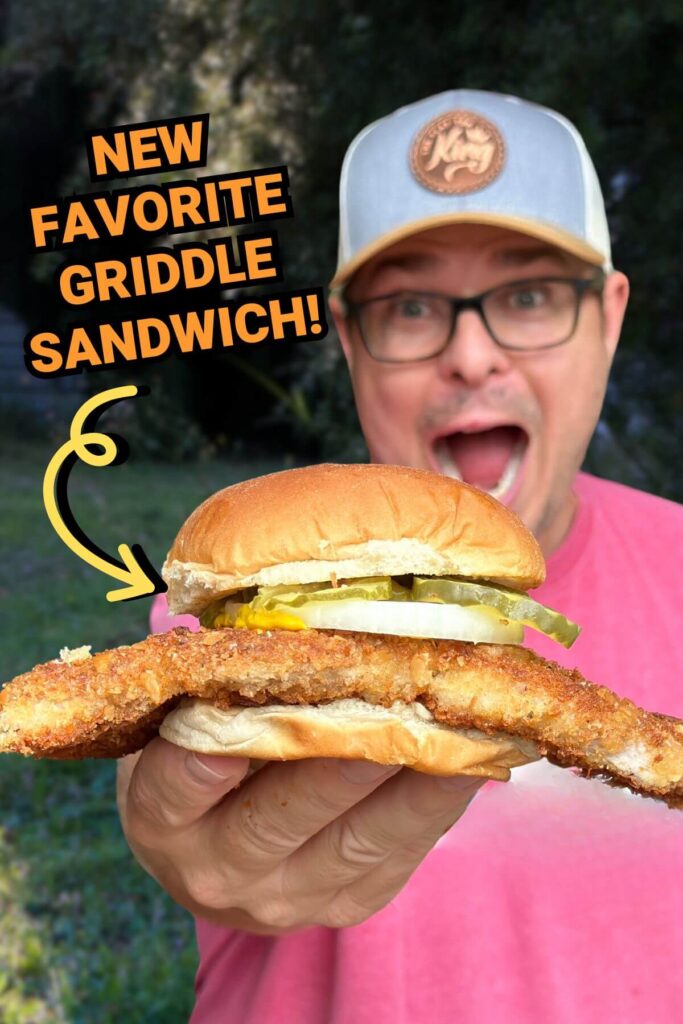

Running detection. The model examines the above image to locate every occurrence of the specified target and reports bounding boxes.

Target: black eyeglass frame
[338,272,606,363]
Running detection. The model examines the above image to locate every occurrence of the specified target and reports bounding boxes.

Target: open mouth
[432,425,528,501]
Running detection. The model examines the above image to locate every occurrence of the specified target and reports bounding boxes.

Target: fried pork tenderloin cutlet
[2,626,683,808]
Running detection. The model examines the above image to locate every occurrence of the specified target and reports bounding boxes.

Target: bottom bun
[159,697,540,780]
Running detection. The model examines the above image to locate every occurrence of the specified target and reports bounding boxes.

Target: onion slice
[225,599,525,643]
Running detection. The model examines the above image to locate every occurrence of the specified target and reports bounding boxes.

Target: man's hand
[117,739,484,934]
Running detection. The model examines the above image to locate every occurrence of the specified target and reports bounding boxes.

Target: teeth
[487,442,524,500]
[433,438,525,500]
[433,439,462,480]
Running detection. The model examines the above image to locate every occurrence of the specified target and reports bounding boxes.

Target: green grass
[0,439,287,1021]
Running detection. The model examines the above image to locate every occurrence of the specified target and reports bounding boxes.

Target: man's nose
[436,308,513,386]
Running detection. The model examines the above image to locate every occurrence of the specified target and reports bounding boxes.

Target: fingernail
[340,760,398,784]
[186,751,245,785]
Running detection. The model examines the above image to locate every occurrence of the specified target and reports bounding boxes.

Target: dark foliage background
[3,0,682,495]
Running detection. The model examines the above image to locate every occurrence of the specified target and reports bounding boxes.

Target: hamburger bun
[158,464,545,778]
[164,463,545,615]
[159,697,539,779]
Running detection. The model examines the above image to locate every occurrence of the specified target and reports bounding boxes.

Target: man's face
[332,224,629,553]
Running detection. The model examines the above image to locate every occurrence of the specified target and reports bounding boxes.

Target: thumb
[126,737,250,834]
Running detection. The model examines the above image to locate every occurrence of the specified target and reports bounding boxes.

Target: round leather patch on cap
[411,109,505,194]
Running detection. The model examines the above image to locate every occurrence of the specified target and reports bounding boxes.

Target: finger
[125,737,250,839]
[280,770,484,918]
[116,750,143,822]
[322,781,483,927]
[206,757,401,876]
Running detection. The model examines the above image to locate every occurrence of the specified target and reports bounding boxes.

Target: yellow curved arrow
[43,385,165,603]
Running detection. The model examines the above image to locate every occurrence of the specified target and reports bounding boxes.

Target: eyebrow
[491,245,575,268]
[366,253,435,277]
[351,253,439,296]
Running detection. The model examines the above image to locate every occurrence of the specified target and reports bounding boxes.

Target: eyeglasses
[342,274,605,363]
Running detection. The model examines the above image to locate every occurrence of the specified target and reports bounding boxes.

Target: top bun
[163,464,545,615]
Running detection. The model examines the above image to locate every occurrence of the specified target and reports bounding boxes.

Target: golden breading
[1,627,683,806]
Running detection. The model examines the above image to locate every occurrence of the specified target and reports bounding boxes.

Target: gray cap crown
[333,89,611,287]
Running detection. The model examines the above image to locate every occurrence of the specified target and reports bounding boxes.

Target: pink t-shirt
[151,473,683,1023]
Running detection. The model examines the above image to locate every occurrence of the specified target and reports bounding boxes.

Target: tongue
[445,426,521,488]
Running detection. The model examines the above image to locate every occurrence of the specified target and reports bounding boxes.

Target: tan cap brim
[330,211,607,290]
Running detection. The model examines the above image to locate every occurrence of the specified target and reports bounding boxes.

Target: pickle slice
[412,577,580,648]
[199,598,226,628]
[201,574,579,649]
[252,577,409,610]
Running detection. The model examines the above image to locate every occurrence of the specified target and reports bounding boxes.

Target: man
[119,91,683,1022]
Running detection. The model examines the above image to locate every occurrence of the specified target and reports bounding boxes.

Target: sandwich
[2,463,683,805]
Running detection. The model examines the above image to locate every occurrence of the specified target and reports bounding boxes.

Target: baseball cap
[331,89,612,289]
